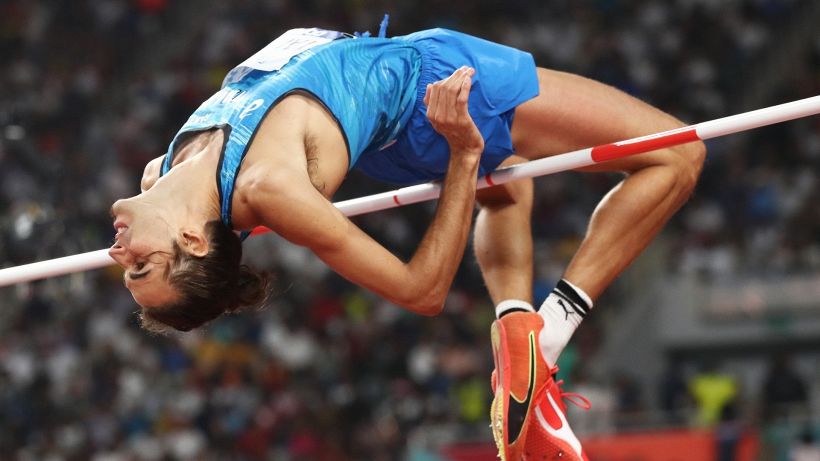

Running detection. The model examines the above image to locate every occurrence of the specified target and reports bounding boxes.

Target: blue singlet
[161,27,539,232]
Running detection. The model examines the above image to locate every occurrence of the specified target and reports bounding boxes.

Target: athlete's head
[109,197,268,333]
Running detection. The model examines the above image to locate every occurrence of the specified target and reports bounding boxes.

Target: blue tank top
[161,28,422,230]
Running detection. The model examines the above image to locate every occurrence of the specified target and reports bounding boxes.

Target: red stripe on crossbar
[485,174,495,186]
[591,128,701,163]
[393,195,401,206]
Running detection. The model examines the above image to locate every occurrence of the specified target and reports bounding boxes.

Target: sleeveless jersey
[161,28,422,230]
[160,27,539,233]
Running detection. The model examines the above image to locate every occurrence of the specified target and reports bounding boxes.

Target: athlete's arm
[140,155,165,192]
[251,67,483,315]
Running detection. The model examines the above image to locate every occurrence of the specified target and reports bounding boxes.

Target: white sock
[537,279,593,365]
[495,299,535,319]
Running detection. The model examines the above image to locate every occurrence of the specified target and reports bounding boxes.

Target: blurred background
[0,0,819,460]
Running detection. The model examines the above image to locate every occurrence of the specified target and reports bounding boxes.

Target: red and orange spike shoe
[490,312,590,461]
[490,312,549,460]
[524,366,591,460]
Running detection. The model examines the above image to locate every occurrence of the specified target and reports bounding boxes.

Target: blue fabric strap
[378,14,390,38]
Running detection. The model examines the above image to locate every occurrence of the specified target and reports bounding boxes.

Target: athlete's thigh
[510,67,691,173]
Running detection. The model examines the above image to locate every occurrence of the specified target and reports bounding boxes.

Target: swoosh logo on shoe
[507,332,536,444]
[535,392,583,458]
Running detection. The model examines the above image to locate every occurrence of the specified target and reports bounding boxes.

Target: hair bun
[230,265,270,312]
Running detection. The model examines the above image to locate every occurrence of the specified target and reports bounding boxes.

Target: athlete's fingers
[441,66,467,122]
[424,67,484,154]
[426,81,441,122]
[426,67,466,106]
[429,72,456,125]
[442,65,467,86]
[424,83,432,120]
[426,66,477,134]
[455,68,474,118]
[446,67,471,123]
[439,83,454,125]
[442,67,469,125]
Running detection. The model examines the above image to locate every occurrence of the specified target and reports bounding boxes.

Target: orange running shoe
[490,312,590,461]
[490,312,548,460]
[525,366,591,460]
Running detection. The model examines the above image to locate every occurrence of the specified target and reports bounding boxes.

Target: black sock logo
[557,298,574,321]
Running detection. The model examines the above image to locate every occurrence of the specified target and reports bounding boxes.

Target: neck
[140,143,221,225]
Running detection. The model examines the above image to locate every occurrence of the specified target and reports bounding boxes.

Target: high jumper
[2,20,820,460]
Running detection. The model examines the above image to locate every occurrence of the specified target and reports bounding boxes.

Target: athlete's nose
[108,244,132,267]
[111,198,128,214]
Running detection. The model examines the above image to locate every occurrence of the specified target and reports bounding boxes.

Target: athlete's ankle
[496,299,535,319]
[537,279,594,364]
[555,279,593,313]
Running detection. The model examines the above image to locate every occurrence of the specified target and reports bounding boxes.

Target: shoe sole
[490,319,511,461]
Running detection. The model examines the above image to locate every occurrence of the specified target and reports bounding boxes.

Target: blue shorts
[354,28,540,185]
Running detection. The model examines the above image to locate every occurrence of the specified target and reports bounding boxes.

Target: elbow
[397,287,447,316]
[391,265,455,316]
[414,299,446,317]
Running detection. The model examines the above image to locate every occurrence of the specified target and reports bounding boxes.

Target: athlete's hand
[424,66,484,159]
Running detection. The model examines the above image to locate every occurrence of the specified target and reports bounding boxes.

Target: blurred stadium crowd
[0,0,818,460]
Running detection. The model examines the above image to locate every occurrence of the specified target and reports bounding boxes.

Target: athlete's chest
[229,97,348,228]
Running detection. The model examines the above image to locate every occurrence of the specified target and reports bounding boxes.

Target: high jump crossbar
[1,95,819,287]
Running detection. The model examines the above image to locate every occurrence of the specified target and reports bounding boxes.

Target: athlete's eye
[135,262,146,271]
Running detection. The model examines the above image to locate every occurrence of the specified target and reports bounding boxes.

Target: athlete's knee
[626,135,705,196]
[671,139,706,195]
[475,178,533,209]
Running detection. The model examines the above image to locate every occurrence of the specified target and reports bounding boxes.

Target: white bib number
[237,28,344,72]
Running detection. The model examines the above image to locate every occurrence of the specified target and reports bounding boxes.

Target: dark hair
[139,220,269,333]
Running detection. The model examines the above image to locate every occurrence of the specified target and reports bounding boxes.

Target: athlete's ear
[179,229,209,257]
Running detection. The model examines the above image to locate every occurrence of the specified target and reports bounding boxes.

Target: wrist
[450,148,483,167]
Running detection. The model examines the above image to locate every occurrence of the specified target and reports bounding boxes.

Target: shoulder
[231,160,314,229]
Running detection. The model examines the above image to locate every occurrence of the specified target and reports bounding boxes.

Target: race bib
[237,28,345,72]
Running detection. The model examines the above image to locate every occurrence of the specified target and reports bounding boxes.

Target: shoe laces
[535,366,592,411]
